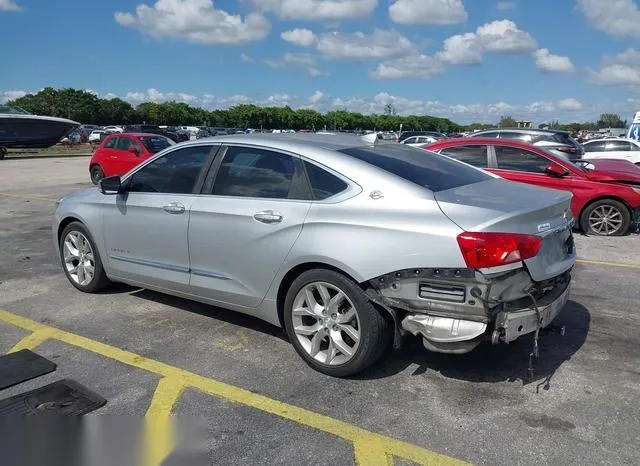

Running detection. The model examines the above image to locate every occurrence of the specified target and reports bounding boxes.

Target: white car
[582,138,640,165]
[103,126,123,134]
[88,130,105,143]
[401,135,438,147]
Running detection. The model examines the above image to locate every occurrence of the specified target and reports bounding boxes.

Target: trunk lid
[434,179,575,281]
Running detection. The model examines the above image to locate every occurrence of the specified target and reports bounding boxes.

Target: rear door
[99,136,120,177]
[102,144,217,293]
[188,145,312,308]
[438,144,489,168]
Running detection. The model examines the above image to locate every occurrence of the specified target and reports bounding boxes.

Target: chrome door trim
[109,254,190,273]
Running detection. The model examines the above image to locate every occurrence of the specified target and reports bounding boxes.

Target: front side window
[439,145,488,168]
[115,137,132,151]
[304,162,348,200]
[494,146,549,173]
[212,146,299,199]
[604,141,631,151]
[127,145,213,194]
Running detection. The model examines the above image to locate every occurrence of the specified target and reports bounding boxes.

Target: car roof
[475,128,569,135]
[181,132,369,152]
[584,138,634,143]
[110,132,165,138]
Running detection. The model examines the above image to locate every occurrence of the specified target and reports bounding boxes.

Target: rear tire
[90,165,104,185]
[284,269,390,377]
[0,147,6,160]
[580,199,631,236]
[59,222,112,293]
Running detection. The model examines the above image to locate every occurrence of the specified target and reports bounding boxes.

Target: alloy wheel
[588,205,623,235]
[291,282,361,366]
[63,231,96,286]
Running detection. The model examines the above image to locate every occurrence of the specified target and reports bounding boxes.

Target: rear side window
[500,132,532,142]
[304,162,348,200]
[339,144,491,192]
[439,145,488,168]
[584,141,606,152]
[604,141,631,151]
[494,146,549,173]
[104,137,117,149]
[139,136,173,153]
[474,131,500,138]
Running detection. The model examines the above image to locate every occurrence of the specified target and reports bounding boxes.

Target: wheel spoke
[304,286,320,313]
[331,333,354,358]
[309,330,325,357]
[294,322,322,336]
[336,307,355,324]
[325,339,338,364]
[317,284,331,306]
[292,307,316,318]
[327,291,346,313]
[77,265,86,284]
[64,241,79,259]
[338,324,360,343]
[84,264,95,275]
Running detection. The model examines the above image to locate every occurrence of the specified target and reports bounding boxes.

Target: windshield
[138,135,174,153]
[339,144,491,192]
[0,105,31,115]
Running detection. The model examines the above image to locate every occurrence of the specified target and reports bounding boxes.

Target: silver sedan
[53,133,576,376]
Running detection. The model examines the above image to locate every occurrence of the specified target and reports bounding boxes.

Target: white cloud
[589,48,640,87]
[114,0,270,45]
[308,90,326,104]
[0,90,26,103]
[534,49,575,73]
[557,98,582,111]
[281,28,317,46]
[250,0,377,21]
[496,1,515,10]
[240,53,254,63]
[125,88,197,104]
[0,0,21,11]
[437,20,536,65]
[315,29,417,60]
[578,0,640,38]
[371,54,445,79]
[389,0,467,25]
[263,53,326,76]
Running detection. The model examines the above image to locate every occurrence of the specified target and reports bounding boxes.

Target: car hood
[582,159,640,184]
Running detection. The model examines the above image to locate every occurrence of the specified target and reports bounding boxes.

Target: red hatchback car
[424,138,640,236]
[89,132,174,185]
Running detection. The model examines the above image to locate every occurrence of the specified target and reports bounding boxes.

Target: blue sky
[1,0,640,124]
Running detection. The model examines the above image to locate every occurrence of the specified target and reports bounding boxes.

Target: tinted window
[604,141,631,151]
[304,162,348,200]
[500,131,532,142]
[104,137,117,149]
[212,147,298,199]
[494,146,549,173]
[584,141,606,152]
[339,144,491,192]
[128,145,212,194]
[473,131,500,138]
[403,137,417,144]
[115,137,132,150]
[439,145,488,168]
[139,136,173,153]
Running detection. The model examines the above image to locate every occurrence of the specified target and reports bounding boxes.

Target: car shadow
[122,287,289,342]
[358,300,590,388]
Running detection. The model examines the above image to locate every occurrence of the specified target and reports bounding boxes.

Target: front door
[188,145,312,308]
[102,144,216,293]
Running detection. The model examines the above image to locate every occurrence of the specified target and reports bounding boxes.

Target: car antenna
[360,132,378,146]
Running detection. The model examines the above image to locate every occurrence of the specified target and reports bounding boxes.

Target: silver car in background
[53,134,576,376]
[471,128,585,161]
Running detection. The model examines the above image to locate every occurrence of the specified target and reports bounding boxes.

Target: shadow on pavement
[360,300,590,387]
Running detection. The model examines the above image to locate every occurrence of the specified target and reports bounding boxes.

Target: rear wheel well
[276,262,359,329]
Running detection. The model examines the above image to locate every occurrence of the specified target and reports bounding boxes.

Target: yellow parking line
[576,259,640,269]
[0,192,57,203]
[0,308,466,466]
[7,328,55,353]
[145,377,186,466]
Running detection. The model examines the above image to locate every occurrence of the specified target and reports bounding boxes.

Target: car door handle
[253,210,283,224]
[163,203,185,214]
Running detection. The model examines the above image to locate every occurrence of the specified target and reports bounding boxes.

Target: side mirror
[544,163,569,178]
[99,176,123,194]
[128,145,140,156]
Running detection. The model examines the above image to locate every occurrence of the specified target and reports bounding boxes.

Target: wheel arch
[57,216,84,244]
[275,261,362,329]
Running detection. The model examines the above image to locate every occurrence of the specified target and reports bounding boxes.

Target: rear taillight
[456,232,542,269]
[556,146,577,154]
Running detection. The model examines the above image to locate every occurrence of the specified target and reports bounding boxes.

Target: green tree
[597,113,625,129]
[499,115,517,128]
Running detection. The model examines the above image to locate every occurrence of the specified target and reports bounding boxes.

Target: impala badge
[537,222,551,232]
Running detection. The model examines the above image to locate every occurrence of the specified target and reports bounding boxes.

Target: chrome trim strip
[109,254,189,273]
[191,268,231,280]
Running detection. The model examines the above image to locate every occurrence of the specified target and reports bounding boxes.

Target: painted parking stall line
[0,309,467,466]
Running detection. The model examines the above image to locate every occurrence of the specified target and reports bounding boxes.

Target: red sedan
[424,138,640,236]
[89,132,174,185]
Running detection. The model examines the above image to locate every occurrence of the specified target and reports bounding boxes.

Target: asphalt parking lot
[1,156,639,465]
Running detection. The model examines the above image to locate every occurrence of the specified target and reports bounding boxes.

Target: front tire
[580,199,631,236]
[284,269,390,377]
[90,165,104,185]
[59,222,112,292]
